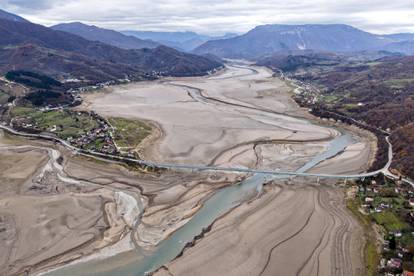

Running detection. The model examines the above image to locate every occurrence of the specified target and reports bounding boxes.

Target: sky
[1,0,414,35]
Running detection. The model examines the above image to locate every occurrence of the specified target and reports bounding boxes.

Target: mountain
[0,9,30,23]
[383,33,414,42]
[122,30,238,51]
[51,22,159,49]
[194,24,392,59]
[256,49,404,73]
[380,40,414,55]
[0,17,222,84]
[256,50,343,72]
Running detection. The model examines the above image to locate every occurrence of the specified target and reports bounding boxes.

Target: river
[45,130,354,276]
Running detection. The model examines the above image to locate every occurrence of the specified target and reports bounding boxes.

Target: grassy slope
[108,117,151,149]
[11,106,98,139]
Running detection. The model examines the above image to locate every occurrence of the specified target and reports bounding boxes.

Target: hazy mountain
[51,22,159,49]
[123,30,238,51]
[0,17,222,83]
[380,40,414,55]
[383,33,414,42]
[0,9,30,23]
[194,24,392,59]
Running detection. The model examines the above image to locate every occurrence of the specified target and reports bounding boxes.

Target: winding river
[45,130,355,276]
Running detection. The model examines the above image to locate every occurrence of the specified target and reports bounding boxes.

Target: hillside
[52,22,159,49]
[0,9,29,23]
[380,40,414,55]
[257,50,343,72]
[123,30,238,51]
[0,17,222,83]
[274,54,414,179]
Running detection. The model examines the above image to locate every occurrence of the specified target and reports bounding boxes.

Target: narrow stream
[46,132,354,276]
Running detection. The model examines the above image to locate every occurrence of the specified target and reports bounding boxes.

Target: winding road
[0,123,400,181]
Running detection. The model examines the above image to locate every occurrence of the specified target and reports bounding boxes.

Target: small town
[9,108,121,155]
[350,174,414,276]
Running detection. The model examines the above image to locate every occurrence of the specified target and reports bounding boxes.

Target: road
[0,123,403,181]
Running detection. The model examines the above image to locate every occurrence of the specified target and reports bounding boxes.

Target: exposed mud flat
[82,64,341,168]
[0,133,232,275]
[68,62,374,275]
[0,62,376,275]
[155,182,365,276]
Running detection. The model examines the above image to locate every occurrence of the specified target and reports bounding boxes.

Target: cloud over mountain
[1,0,414,35]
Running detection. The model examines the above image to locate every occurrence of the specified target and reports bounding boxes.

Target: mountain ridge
[51,22,159,49]
[0,15,223,83]
[0,9,30,23]
[194,24,410,58]
[123,30,238,51]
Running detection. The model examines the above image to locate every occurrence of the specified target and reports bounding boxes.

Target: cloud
[1,0,414,35]
[1,0,72,11]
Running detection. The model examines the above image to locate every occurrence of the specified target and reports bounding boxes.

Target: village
[8,106,123,155]
[350,174,414,276]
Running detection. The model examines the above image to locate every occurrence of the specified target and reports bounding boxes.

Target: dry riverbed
[155,181,366,276]
[0,62,376,275]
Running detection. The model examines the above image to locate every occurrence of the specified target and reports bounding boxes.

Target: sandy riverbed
[81,64,342,169]
[73,62,375,275]
[0,62,376,275]
[155,182,365,276]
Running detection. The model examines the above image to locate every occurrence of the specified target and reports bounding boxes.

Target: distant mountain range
[0,10,222,84]
[123,31,238,51]
[52,22,159,49]
[194,24,414,58]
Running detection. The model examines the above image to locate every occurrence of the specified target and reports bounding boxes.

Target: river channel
[45,130,354,276]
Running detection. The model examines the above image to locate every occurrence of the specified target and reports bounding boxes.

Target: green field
[11,106,99,139]
[371,211,408,232]
[322,94,339,104]
[108,117,152,149]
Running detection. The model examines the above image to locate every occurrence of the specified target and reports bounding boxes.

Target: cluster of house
[358,178,414,275]
[11,117,41,132]
[67,126,117,154]
[67,112,118,155]
[288,78,320,105]
[67,80,117,94]
[360,180,413,214]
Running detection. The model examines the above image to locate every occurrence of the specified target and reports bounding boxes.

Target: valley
[0,62,378,275]
[2,6,414,275]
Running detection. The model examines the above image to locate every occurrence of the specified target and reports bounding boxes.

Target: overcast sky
[1,0,414,35]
